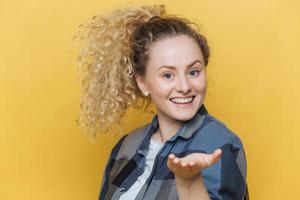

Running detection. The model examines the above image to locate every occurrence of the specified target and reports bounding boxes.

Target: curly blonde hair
[74,4,210,139]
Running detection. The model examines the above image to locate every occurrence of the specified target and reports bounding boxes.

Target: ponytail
[75,4,166,139]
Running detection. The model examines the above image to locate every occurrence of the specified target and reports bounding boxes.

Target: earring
[144,92,149,96]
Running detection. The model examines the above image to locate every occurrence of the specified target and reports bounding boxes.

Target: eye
[162,72,174,80]
[189,70,200,77]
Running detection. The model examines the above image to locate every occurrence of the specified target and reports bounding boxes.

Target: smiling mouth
[169,96,195,104]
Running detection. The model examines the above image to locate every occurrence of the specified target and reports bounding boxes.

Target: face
[135,35,207,123]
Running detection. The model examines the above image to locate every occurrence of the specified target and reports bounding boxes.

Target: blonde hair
[74,4,210,139]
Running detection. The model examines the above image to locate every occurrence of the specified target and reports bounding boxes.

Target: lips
[169,96,195,104]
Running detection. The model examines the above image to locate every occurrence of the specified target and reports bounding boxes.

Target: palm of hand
[167,149,222,180]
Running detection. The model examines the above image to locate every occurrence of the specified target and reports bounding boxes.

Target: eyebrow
[157,59,203,71]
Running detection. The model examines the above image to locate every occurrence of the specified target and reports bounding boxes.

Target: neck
[156,112,182,142]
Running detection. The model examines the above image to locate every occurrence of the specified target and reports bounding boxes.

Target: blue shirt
[99,105,249,200]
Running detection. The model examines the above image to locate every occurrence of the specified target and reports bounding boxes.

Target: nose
[176,74,192,94]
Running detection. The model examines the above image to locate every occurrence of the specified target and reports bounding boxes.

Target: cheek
[149,81,173,98]
[200,80,207,91]
[193,76,207,93]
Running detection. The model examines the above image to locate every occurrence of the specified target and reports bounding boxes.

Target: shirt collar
[136,104,208,155]
[150,104,208,142]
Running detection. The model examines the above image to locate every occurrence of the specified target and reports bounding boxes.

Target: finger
[167,155,178,170]
[168,154,175,160]
[187,161,195,171]
[168,156,184,172]
[168,154,178,167]
[188,161,195,167]
[180,161,188,168]
[173,157,180,165]
[175,157,190,169]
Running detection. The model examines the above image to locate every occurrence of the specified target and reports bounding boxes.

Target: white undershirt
[119,137,164,200]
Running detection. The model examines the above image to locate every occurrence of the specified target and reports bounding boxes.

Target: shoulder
[195,114,248,199]
[192,113,244,152]
[110,123,150,159]
[120,123,149,148]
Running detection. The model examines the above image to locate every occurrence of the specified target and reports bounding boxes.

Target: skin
[135,34,222,199]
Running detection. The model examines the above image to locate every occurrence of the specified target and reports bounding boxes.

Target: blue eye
[189,70,200,77]
[163,73,173,79]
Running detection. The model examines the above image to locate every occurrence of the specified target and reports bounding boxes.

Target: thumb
[213,148,222,157]
[207,148,222,165]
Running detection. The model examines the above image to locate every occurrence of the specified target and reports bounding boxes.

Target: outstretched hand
[167,149,222,180]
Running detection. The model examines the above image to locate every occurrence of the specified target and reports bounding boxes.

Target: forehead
[147,35,204,70]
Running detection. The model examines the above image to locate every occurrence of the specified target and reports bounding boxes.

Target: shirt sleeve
[204,143,249,200]
[98,135,127,200]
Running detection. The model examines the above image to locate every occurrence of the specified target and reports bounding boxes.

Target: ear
[134,74,150,96]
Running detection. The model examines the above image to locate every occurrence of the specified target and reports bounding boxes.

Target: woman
[76,4,249,200]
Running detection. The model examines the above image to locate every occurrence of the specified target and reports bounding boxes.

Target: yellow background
[1,0,299,199]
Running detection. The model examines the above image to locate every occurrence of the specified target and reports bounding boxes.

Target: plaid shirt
[99,105,249,200]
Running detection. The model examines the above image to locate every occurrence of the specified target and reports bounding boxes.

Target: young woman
[76,4,249,200]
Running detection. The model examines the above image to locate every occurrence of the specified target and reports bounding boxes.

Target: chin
[172,112,196,122]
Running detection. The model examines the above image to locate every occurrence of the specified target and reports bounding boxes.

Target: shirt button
[119,187,126,192]
[137,149,143,154]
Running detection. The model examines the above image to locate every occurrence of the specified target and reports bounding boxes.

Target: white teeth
[170,97,194,104]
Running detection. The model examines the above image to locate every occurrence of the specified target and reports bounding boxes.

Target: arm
[175,175,210,200]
